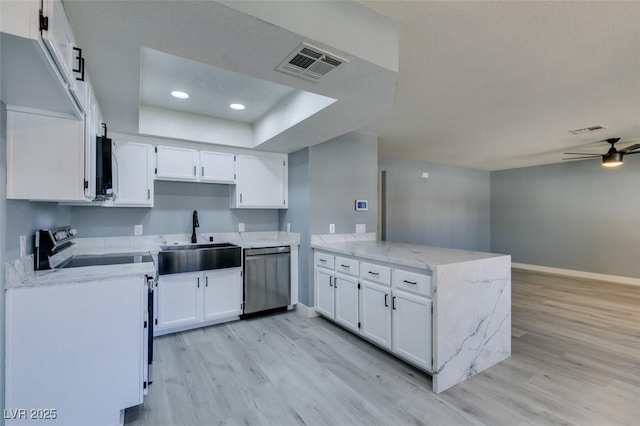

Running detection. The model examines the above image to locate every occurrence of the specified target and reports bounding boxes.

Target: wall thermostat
[355,200,368,211]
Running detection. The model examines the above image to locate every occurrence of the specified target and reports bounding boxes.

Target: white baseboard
[295,303,320,318]
[512,263,640,286]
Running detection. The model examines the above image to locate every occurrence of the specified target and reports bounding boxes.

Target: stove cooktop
[60,253,153,269]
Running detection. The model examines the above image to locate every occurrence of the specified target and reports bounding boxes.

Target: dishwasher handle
[245,246,290,257]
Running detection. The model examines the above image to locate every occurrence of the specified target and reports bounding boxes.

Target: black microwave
[96,134,113,199]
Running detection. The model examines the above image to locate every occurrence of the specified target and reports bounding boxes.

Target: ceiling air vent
[277,43,348,82]
[568,125,607,135]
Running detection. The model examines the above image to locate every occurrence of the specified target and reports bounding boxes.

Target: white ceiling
[140,48,295,124]
[65,1,640,170]
[359,1,640,170]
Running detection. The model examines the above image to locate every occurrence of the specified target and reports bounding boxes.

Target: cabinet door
[157,272,202,330]
[360,280,391,349]
[41,0,75,86]
[315,268,335,319]
[392,291,432,371]
[156,145,198,181]
[203,268,242,321]
[114,141,154,207]
[200,151,235,183]
[236,154,287,208]
[7,108,85,201]
[335,274,359,333]
[5,276,146,425]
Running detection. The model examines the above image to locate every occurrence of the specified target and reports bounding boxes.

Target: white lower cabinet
[156,268,242,335]
[5,275,148,426]
[314,250,433,373]
[203,268,242,321]
[392,290,432,370]
[360,280,392,349]
[315,267,335,318]
[334,273,359,333]
[156,272,202,330]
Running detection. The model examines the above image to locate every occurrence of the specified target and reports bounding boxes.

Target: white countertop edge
[311,240,508,270]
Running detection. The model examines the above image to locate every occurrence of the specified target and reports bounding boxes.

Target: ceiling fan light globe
[602,152,623,168]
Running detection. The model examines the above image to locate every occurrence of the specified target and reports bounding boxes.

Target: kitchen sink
[160,242,238,251]
[158,242,241,275]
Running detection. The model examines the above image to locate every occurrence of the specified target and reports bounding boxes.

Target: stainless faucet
[191,210,199,243]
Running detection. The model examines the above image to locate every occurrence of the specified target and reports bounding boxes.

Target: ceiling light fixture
[601,153,623,168]
[230,103,245,110]
[171,91,190,99]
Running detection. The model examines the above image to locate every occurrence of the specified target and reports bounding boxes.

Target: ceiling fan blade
[624,150,640,156]
[562,156,601,160]
[620,144,640,154]
[563,152,600,156]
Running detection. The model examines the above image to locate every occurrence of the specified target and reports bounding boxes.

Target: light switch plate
[19,235,27,258]
[356,224,366,234]
[329,224,335,234]
[134,224,143,236]
[287,223,291,232]
[239,222,245,232]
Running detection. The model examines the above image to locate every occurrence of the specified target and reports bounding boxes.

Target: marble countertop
[6,258,156,289]
[6,231,300,289]
[311,238,507,270]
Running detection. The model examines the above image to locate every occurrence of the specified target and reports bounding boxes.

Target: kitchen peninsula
[312,234,511,393]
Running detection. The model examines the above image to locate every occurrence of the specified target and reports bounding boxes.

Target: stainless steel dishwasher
[243,246,290,316]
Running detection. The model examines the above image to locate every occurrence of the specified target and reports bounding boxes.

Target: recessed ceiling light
[171,91,189,99]
[230,103,245,110]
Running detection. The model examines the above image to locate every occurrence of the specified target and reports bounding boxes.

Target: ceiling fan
[563,138,640,168]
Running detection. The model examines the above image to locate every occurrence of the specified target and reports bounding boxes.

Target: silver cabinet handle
[147,189,150,200]
[329,276,333,287]
[319,259,327,263]
[392,296,397,310]
[403,280,417,285]
[193,165,196,175]
[384,293,389,307]
[368,271,379,276]
[201,166,204,177]
[197,277,200,288]
[340,264,350,268]
[205,276,208,287]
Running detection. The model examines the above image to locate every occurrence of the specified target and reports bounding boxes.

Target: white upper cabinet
[155,145,198,181]
[6,107,86,202]
[40,0,75,88]
[232,153,288,209]
[0,0,87,117]
[113,141,154,207]
[200,151,235,183]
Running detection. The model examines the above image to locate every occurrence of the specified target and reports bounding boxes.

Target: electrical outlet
[134,224,143,236]
[356,224,366,234]
[19,235,27,258]
[287,223,291,232]
[239,222,245,232]
[329,224,335,234]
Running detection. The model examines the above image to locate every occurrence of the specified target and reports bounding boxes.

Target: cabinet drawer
[335,256,359,276]
[361,262,391,285]
[394,269,432,297]
[315,252,335,269]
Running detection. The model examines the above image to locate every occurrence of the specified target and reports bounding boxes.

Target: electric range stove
[59,253,154,269]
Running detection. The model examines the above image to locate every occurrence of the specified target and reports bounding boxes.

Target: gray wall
[379,155,491,251]
[279,148,311,305]
[309,132,378,235]
[0,101,6,426]
[69,180,280,237]
[491,156,640,278]
[278,133,379,307]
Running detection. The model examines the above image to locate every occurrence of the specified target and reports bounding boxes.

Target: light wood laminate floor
[126,270,640,426]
